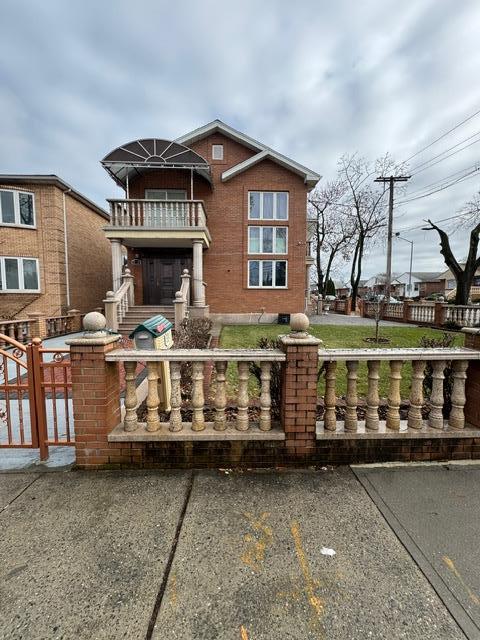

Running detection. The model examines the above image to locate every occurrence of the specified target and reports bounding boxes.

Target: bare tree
[308,180,350,297]
[423,192,480,304]
[339,153,407,308]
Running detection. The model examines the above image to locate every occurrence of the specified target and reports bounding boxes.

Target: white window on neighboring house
[447,279,455,289]
[0,257,40,292]
[248,192,288,220]
[248,260,287,288]
[212,144,224,160]
[248,226,288,254]
[0,189,35,227]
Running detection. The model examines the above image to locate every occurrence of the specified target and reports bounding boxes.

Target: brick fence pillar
[27,312,47,339]
[67,313,123,469]
[280,314,321,458]
[434,302,446,326]
[463,328,480,428]
[345,297,352,315]
[403,300,412,323]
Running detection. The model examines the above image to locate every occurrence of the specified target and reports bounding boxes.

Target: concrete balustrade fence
[361,300,480,327]
[67,313,480,469]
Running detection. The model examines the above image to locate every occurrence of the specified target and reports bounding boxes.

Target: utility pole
[374,175,410,300]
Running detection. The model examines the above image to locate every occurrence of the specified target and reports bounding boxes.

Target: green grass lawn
[220,324,463,398]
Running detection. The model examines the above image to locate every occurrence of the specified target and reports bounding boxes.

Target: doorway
[142,250,192,305]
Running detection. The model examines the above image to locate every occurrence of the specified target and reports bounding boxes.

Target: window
[145,189,187,200]
[0,190,35,227]
[248,192,288,220]
[0,257,40,292]
[248,260,287,288]
[447,279,455,289]
[248,226,288,254]
[212,144,224,160]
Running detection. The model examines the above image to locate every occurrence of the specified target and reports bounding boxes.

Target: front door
[143,252,192,305]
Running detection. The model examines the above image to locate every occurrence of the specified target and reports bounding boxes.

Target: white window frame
[144,189,187,200]
[0,257,40,293]
[212,144,224,160]
[248,191,289,221]
[248,226,288,255]
[247,260,288,289]
[0,189,36,228]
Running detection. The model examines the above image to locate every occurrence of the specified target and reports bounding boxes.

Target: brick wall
[0,181,110,318]
[126,133,310,315]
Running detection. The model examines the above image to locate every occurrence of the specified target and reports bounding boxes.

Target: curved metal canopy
[101,138,211,187]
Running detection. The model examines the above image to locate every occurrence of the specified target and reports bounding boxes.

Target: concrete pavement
[0,467,468,640]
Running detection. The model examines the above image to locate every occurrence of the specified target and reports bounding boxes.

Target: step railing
[107,199,208,229]
[0,319,33,346]
[104,269,134,332]
[173,269,191,331]
[106,348,286,434]
[318,347,479,432]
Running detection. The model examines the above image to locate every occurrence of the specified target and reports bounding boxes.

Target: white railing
[445,305,480,328]
[383,302,403,319]
[173,269,191,331]
[107,199,208,229]
[106,348,286,435]
[104,269,134,332]
[318,347,480,433]
[409,303,435,324]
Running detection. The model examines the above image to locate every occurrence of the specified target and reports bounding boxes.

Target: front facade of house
[0,175,112,319]
[102,121,320,322]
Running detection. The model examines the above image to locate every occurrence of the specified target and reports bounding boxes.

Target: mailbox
[129,315,173,411]
[129,315,173,350]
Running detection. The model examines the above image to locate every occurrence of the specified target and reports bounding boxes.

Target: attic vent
[212,144,224,160]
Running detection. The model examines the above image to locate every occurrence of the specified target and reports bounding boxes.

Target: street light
[395,232,414,298]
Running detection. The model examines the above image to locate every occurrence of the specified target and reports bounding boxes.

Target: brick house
[0,175,112,320]
[102,120,320,328]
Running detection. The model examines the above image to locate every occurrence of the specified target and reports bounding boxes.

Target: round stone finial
[182,268,189,275]
[124,268,132,276]
[106,290,115,299]
[83,311,107,333]
[290,313,310,334]
[175,291,182,299]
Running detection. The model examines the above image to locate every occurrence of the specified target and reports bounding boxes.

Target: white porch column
[192,239,206,307]
[110,239,123,292]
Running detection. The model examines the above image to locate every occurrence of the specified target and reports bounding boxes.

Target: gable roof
[0,174,108,219]
[176,119,321,189]
[396,271,442,282]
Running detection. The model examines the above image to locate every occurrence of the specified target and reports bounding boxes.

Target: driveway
[0,466,470,639]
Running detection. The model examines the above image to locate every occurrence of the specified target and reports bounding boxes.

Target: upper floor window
[248,226,288,254]
[145,189,187,200]
[212,144,224,160]
[0,256,40,292]
[0,189,35,227]
[248,191,288,220]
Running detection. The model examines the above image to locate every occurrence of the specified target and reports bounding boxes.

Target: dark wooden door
[143,253,192,305]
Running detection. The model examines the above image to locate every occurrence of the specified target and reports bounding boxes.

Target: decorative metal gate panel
[0,333,74,460]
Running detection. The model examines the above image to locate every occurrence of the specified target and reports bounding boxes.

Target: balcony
[104,199,211,247]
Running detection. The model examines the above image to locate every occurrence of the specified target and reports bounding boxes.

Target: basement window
[212,144,224,160]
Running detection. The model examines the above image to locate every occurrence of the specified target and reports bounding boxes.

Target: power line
[410,137,480,177]
[402,162,480,198]
[397,166,480,206]
[409,130,480,173]
[403,106,480,164]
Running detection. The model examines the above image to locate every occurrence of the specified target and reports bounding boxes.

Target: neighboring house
[438,266,480,300]
[394,271,442,299]
[0,175,111,319]
[102,120,320,326]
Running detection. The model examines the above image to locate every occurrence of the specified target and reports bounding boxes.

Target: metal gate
[0,333,74,460]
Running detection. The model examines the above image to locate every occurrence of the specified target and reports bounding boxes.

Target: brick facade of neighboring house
[103,121,320,323]
[0,176,111,319]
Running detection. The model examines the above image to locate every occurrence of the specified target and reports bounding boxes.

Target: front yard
[220,324,463,397]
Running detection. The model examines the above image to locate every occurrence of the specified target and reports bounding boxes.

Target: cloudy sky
[1,0,480,279]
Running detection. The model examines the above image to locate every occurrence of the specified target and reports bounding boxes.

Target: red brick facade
[125,132,311,315]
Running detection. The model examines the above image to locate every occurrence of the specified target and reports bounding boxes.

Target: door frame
[141,249,192,305]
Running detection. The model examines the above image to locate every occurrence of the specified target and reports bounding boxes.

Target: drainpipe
[63,188,72,309]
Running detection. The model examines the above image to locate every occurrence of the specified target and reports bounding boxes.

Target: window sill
[0,290,41,294]
[0,223,37,230]
[247,287,289,290]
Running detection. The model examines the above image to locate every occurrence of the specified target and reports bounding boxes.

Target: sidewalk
[0,467,467,639]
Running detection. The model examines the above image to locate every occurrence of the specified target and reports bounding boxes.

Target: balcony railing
[107,199,207,229]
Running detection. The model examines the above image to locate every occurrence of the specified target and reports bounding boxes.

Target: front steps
[118,305,175,336]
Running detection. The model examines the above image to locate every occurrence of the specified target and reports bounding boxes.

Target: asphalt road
[0,467,467,640]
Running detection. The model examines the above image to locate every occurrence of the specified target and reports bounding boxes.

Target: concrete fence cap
[83,311,107,333]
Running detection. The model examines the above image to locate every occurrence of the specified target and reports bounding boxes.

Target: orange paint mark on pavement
[443,556,480,605]
[241,512,273,572]
[240,624,249,639]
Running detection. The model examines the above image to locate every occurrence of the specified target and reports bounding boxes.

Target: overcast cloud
[1,0,480,279]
